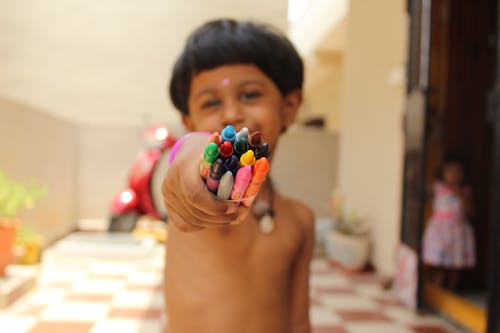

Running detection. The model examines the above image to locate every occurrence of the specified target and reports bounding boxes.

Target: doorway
[421,0,496,331]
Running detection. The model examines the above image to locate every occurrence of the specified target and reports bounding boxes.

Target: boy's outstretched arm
[162,133,249,232]
[289,206,315,333]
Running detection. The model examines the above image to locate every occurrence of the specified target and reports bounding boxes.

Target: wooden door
[397,0,432,310]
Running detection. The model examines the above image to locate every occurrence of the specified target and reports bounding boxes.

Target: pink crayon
[230,166,252,201]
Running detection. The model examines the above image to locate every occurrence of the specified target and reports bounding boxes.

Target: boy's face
[183,64,302,155]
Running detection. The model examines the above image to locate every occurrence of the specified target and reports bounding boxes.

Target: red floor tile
[336,310,391,321]
[108,307,163,319]
[27,321,93,333]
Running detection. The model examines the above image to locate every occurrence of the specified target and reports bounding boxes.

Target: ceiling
[0,0,288,126]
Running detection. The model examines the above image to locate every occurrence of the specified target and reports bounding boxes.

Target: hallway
[0,236,466,333]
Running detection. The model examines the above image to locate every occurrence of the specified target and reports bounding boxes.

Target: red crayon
[219,141,234,159]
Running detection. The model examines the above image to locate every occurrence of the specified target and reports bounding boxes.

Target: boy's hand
[162,133,249,232]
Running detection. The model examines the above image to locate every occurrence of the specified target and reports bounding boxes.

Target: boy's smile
[184,64,301,155]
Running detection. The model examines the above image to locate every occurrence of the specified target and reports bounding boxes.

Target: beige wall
[76,124,144,221]
[0,97,78,244]
[271,128,338,218]
[337,0,407,276]
[304,52,343,132]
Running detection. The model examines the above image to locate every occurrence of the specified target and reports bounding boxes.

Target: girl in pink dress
[422,155,476,289]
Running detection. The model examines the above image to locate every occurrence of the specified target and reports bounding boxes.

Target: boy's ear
[182,115,195,131]
[281,89,302,131]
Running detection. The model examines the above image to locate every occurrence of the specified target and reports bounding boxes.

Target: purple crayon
[206,158,225,193]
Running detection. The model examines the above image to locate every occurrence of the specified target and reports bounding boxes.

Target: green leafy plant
[329,190,369,236]
[0,170,47,219]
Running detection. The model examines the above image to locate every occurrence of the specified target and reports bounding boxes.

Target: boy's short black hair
[169,19,304,115]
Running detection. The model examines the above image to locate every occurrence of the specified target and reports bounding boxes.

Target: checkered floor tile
[0,240,467,333]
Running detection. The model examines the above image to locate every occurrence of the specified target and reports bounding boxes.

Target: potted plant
[325,191,371,271]
[0,170,46,275]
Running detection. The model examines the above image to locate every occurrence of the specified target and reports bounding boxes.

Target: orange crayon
[242,157,269,207]
[207,132,221,146]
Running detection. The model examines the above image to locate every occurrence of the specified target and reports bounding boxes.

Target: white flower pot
[325,229,370,271]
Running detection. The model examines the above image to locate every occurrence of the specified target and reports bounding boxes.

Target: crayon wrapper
[199,160,210,179]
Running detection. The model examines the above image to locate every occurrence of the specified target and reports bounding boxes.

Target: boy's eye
[201,99,220,109]
[241,91,261,101]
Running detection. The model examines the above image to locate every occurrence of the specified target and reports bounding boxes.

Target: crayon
[207,132,221,146]
[217,171,234,200]
[206,158,225,193]
[230,166,252,201]
[224,155,240,174]
[219,141,234,159]
[240,150,256,167]
[242,157,269,207]
[248,131,262,149]
[255,143,270,159]
[199,142,219,179]
[234,137,249,156]
[235,127,249,141]
[221,125,236,144]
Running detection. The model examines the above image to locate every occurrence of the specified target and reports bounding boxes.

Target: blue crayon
[224,155,240,174]
[221,125,236,144]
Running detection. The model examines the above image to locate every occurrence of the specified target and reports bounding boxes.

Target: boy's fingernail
[230,220,240,225]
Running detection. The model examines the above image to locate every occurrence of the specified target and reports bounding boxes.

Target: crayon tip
[209,158,225,178]
[224,155,240,173]
[236,127,249,141]
[203,142,219,162]
[248,131,262,148]
[221,125,236,143]
[254,157,270,173]
[219,141,234,158]
[255,143,270,159]
[234,137,248,155]
[240,150,255,166]
[207,132,221,146]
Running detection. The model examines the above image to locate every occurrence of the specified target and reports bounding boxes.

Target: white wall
[337,0,407,276]
[0,97,78,244]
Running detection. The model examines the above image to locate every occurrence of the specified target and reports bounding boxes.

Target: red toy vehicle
[108,125,176,232]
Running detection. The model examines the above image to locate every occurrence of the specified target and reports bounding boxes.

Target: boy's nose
[221,102,244,127]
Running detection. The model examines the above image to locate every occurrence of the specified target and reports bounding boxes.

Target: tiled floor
[0,237,466,333]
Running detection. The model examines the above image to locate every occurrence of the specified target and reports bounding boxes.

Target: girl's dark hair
[436,152,469,184]
[169,19,304,114]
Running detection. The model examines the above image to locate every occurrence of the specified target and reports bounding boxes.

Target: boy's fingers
[167,182,238,225]
[167,207,204,232]
[181,171,236,216]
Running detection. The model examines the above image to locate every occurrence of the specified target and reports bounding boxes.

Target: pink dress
[422,182,476,268]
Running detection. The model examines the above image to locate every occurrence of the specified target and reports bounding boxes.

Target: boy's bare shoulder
[276,194,315,235]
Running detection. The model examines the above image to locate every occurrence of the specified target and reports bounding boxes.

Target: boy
[162,19,314,333]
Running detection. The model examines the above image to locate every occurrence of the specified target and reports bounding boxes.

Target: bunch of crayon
[199,125,270,206]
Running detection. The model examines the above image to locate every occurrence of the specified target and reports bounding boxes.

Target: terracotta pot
[0,221,17,276]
